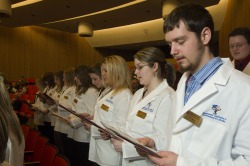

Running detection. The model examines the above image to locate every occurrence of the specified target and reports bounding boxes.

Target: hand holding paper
[100,121,162,158]
[136,137,155,157]
[99,129,111,140]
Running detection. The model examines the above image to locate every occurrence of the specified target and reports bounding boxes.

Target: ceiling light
[12,0,42,8]
[44,0,145,25]
[0,0,11,17]
[78,22,94,37]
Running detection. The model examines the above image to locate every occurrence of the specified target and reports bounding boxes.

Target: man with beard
[138,3,250,166]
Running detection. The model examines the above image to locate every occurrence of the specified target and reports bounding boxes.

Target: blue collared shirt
[184,57,223,105]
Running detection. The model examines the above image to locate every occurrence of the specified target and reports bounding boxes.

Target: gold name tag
[64,96,68,99]
[136,110,147,119]
[74,99,78,103]
[183,110,202,127]
[101,104,109,112]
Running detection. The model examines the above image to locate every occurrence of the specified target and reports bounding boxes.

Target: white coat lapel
[63,86,73,96]
[174,81,218,133]
[174,58,233,133]
[97,89,113,104]
[128,81,168,117]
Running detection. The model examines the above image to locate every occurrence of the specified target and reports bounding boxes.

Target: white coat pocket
[187,119,226,158]
[98,101,114,122]
[131,110,155,135]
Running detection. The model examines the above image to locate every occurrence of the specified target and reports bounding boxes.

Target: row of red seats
[22,125,70,166]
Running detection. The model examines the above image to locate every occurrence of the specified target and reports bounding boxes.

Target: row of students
[30,47,175,166]
[88,48,175,166]
[30,65,100,166]
[2,4,248,166]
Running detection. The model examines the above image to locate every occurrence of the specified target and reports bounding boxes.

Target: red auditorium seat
[52,154,71,166]
[25,129,40,151]
[24,136,48,162]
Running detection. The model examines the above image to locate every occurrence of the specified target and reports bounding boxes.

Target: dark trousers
[73,140,92,166]
[43,121,54,144]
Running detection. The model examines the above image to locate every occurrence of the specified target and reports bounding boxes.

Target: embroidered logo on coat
[142,102,153,112]
[202,104,226,123]
[212,105,221,115]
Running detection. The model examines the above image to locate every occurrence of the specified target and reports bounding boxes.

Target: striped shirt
[184,57,223,105]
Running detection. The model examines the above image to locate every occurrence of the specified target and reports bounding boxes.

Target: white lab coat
[57,86,75,134]
[89,88,132,166]
[45,86,59,126]
[68,87,98,142]
[171,58,250,165]
[42,86,56,123]
[54,86,67,132]
[32,91,44,126]
[122,80,175,166]
[232,60,250,76]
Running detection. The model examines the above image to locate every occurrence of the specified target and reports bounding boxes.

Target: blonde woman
[0,74,24,166]
[89,55,132,166]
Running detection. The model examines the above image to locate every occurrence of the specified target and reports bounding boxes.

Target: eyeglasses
[134,64,148,71]
[229,42,248,50]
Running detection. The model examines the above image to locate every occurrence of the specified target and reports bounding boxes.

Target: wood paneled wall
[219,0,250,58]
[0,26,103,81]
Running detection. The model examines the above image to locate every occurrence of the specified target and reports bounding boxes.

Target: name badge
[183,110,202,127]
[101,104,109,112]
[64,96,68,99]
[74,99,78,103]
[136,110,147,119]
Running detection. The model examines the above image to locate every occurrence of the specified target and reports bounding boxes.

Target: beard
[178,42,205,74]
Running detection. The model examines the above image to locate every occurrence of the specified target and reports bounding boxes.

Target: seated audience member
[228,27,250,75]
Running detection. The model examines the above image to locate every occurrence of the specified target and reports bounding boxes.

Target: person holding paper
[31,76,46,134]
[57,68,76,156]
[49,71,64,152]
[40,72,56,143]
[110,47,175,166]
[89,55,132,166]
[67,65,98,166]
[147,3,250,166]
